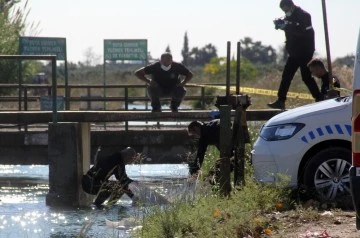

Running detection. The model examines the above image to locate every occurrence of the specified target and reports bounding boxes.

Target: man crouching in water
[81,147,140,207]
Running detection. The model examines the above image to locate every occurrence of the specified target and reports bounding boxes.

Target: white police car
[251,93,352,201]
[252,96,352,200]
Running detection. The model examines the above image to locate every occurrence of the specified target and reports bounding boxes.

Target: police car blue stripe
[301,124,351,143]
[345,124,352,135]
[316,128,324,136]
[309,131,315,140]
[301,136,308,143]
[325,125,333,134]
[335,124,344,134]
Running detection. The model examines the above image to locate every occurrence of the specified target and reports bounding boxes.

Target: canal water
[0,164,191,238]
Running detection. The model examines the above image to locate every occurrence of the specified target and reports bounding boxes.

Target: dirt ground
[272,210,359,238]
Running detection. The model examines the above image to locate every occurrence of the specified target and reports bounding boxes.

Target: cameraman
[268,0,323,110]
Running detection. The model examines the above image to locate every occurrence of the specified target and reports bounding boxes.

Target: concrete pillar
[46,122,93,206]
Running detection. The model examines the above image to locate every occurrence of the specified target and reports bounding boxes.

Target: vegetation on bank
[132,122,353,238]
[135,164,293,237]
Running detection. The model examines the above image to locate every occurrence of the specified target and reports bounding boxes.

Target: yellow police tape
[187,83,352,100]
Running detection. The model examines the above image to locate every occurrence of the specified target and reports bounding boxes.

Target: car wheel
[302,147,351,201]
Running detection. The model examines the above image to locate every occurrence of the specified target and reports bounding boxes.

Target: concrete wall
[46,123,93,206]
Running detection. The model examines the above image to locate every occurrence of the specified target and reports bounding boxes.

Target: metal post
[201,87,205,110]
[87,87,91,110]
[322,0,333,84]
[226,42,231,97]
[236,42,241,95]
[232,105,245,187]
[64,40,70,110]
[24,87,28,132]
[51,57,57,124]
[125,87,128,130]
[103,59,107,110]
[18,59,22,111]
[219,105,232,196]
[24,87,28,111]
[103,59,107,129]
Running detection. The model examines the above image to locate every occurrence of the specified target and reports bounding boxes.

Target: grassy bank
[135,150,293,237]
[133,125,292,237]
[133,114,353,237]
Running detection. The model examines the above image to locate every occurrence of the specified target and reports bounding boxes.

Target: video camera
[273,18,286,30]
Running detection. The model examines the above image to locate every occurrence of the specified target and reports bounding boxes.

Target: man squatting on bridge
[135,52,193,112]
[81,147,140,207]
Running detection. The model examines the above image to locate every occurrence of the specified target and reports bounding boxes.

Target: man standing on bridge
[135,52,193,112]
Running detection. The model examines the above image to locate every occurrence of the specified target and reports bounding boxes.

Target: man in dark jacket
[307,58,341,98]
[268,0,323,110]
[135,52,193,112]
[81,147,138,207]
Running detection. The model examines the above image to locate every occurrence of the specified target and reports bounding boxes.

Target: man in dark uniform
[307,58,341,98]
[81,147,138,207]
[268,0,323,110]
[187,119,221,175]
[135,52,193,112]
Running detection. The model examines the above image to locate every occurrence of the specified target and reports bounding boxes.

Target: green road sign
[19,37,66,61]
[104,39,147,61]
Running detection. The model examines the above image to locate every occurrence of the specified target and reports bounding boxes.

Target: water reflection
[0,164,193,237]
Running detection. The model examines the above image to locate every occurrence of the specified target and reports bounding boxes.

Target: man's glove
[209,110,220,119]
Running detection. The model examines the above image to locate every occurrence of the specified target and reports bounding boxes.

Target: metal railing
[0,83,217,111]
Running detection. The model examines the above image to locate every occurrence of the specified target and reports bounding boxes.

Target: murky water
[0,164,191,238]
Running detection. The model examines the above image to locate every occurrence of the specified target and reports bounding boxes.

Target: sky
[19,0,360,64]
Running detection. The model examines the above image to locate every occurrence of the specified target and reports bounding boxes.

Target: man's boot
[267,99,285,110]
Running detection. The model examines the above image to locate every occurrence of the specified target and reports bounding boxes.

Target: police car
[350,29,360,229]
[251,69,354,200]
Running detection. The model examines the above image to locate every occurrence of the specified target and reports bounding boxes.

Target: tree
[188,44,217,67]
[204,56,257,82]
[240,37,277,65]
[334,54,355,67]
[181,32,190,66]
[0,0,38,89]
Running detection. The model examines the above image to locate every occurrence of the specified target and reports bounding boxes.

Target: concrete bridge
[0,109,281,206]
[0,109,279,164]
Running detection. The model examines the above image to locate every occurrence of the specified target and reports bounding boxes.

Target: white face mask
[285,11,292,17]
[161,64,171,71]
